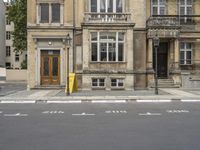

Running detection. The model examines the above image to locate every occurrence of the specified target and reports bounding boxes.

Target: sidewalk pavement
[0,82,200,102]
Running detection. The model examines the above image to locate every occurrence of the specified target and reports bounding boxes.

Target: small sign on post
[65,73,78,94]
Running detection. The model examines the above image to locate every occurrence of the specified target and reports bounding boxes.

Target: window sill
[92,87,106,90]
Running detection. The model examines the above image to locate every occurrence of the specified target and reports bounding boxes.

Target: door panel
[41,51,60,85]
[153,42,168,78]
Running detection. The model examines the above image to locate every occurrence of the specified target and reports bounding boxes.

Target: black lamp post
[153,35,160,95]
[66,34,72,96]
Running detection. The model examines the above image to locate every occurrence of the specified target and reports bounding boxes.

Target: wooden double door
[41,50,60,85]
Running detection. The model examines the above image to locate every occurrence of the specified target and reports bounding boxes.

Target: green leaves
[7,0,27,53]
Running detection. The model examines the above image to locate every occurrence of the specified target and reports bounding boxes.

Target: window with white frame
[180,42,192,65]
[39,3,60,23]
[90,0,123,13]
[91,32,124,62]
[6,31,11,40]
[152,0,166,15]
[179,0,193,23]
[92,78,105,87]
[111,78,124,87]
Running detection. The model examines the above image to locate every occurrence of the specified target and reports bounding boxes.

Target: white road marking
[92,100,126,103]
[105,110,127,114]
[137,100,171,103]
[4,113,28,117]
[42,111,64,114]
[47,100,82,104]
[72,112,96,116]
[0,100,35,104]
[139,112,162,116]
[167,110,190,113]
[0,111,2,113]
[181,100,200,102]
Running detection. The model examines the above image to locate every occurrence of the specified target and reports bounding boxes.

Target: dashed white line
[4,113,28,117]
[47,100,82,104]
[72,112,96,116]
[181,100,200,102]
[139,112,162,116]
[92,100,126,103]
[137,100,171,103]
[0,100,35,104]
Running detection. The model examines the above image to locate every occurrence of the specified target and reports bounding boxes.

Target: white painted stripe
[92,100,126,103]
[181,100,200,102]
[72,112,96,116]
[137,100,171,103]
[139,112,162,116]
[47,100,82,104]
[4,113,28,117]
[0,100,35,104]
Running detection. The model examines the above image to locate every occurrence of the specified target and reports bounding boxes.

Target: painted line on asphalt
[46,100,82,104]
[72,112,96,116]
[137,100,172,103]
[0,100,36,104]
[4,113,28,117]
[138,112,162,116]
[92,100,126,103]
[181,100,200,102]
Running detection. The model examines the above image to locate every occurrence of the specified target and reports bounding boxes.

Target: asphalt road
[0,102,200,150]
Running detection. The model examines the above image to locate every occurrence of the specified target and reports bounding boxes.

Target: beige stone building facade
[27,0,200,90]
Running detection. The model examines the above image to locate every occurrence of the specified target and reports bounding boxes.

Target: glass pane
[180,51,185,60]
[111,79,117,86]
[180,7,185,15]
[43,57,49,76]
[100,0,106,12]
[116,0,122,12]
[160,7,165,15]
[160,0,165,5]
[52,4,60,23]
[91,0,97,12]
[152,0,158,5]
[180,43,185,49]
[187,7,192,15]
[118,79,124,87]
[118,32,124,41]
[92,43,98,61]
[99,79,105,86]
[91,32,97,41]
[153,7,158,15]
[40,3,49,23]
[187,0,192,5]
[186,43,192,49]
[108,33,116,41]
[52,57,59,76]
[186,51,192,59]
[180,0,185,5]
[118,43,124,61]
[92,79,98,86]
[107,0,113,12]
[100,43,107,61]
[100,32,108,40]
[109,43,116,61]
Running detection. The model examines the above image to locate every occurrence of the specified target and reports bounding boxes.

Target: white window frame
[6,46,11,57]
[91,32,125,62]
[180,42,192,65]
[151,0,166,15]
[111,78,124,88]
[179,0,193,23]
[90,0,123,13]
[92,78,106,88]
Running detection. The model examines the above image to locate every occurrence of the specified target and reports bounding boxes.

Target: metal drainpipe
[73,0,76,73]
